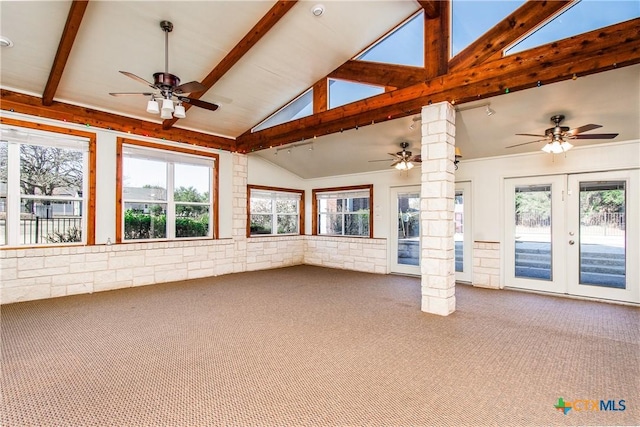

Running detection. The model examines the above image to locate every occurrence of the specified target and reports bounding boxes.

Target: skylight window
[252,89,313,133]
[506,0,640,55]
[328,79,385,110]
[356,11,424,67]
[451,0,525,58]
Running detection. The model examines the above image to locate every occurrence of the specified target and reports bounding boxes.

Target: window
[356,10,424,67]
[505,0,640,55]
[252,88,313,132]
[248,185,304,236]
[451,0,524,58]
[328,79,385,110]
[0,121,95,246]
[313,185,373,238]
[117,139,217,242]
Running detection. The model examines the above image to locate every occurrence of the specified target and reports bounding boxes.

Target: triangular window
[328,79,385,110]
[252,89,313,132]
[506,0,640,55]
[356,11,424,67]
[451,0,525,58]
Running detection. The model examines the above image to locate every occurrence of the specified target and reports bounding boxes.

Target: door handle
[569,240,575,245]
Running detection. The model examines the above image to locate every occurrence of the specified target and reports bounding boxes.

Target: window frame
[312,184,373,238]
[0,118,96,248]
[116,137,219,243]
[247,185,305,237]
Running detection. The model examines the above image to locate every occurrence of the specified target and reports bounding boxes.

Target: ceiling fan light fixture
[542,138,571,154]
[173,102,186,119]
[160,108,173,119]
[146,97,160,114]
[161,98,174,113]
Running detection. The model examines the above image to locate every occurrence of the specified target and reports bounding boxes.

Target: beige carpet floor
[1,265,639,426]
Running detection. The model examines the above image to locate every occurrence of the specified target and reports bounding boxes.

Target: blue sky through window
[451,0,525,57]
[356,11,424,67]
[506,0,640,55]
[329,79,385,110]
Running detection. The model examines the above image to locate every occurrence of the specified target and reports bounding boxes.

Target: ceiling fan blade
[109,92,156,97]
[516,133,547,138]
[567,124,602,135]
[368,159,395,162]
[174,81,206,94]
[390,159,402,167]
[505,139,547,149]
[119,71,155,88]
[572,133,619,140]
[177,96,219,111]
[410,155,422,163]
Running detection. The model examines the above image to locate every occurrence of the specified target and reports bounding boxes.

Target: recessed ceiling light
[0,36,14,48]
[311,4,325,17]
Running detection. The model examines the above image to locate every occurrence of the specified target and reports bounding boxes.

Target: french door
[505,170,639,303]
[390,186,420,275]
[455,182,472,282]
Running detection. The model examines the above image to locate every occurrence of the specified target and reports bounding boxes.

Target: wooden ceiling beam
[417,1,440,19]
[423,0,449,78]
[235,18,640,152]
[162,0,298,130]
[328,61,427,89]
[42,0,89,106]
[449,0,572,72]
[1,90,236,151]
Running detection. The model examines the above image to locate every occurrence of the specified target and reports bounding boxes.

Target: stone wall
[472,241,501,289]
[304,236,387,274]
[246,236,305,271]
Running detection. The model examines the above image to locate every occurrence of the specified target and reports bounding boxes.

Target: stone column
[232,153,248,273]
[420,102,456,315]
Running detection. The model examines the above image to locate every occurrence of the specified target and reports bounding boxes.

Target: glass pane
[455,190,464,272]
[253,89,313,132]
[277,214,298,234]
[507,1,640,55]
[514,185,552,280]
[174,163,210,203]
[0,141,6,246]
[20,198,83,245]
[276,199,297,214]
[123,202,167,240]
[398,192,420,266]
[452,0,524,57]
[345,213,369,236]
[0,197,5,246]
[344,197,369,213]
[579,181,626,288]
[318,213,343,235]
[251,198,272,214]
[123,157,167,201]
[329,79,385,109]
[20,144,83,196]
[250,214,272,235]
[176,204,209,238]
[357,11,424,66]
[319,198,343,213]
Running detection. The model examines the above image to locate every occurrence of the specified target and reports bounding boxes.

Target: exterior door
[505,171,639,303]
[566,170,639,303]
[390,186,420,275]
[455,182,472,282]
[505,176,567,294]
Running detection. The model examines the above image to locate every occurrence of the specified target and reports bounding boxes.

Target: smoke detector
[311,4,325,17]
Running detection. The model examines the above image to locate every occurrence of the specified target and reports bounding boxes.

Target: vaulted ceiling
[1,1,639,178]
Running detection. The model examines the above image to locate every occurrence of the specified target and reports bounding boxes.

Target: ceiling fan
[507,114,619,153]
[109,20,219,119]
[370,142,421,170]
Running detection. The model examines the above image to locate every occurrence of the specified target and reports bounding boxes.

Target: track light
[485,105,496,116]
